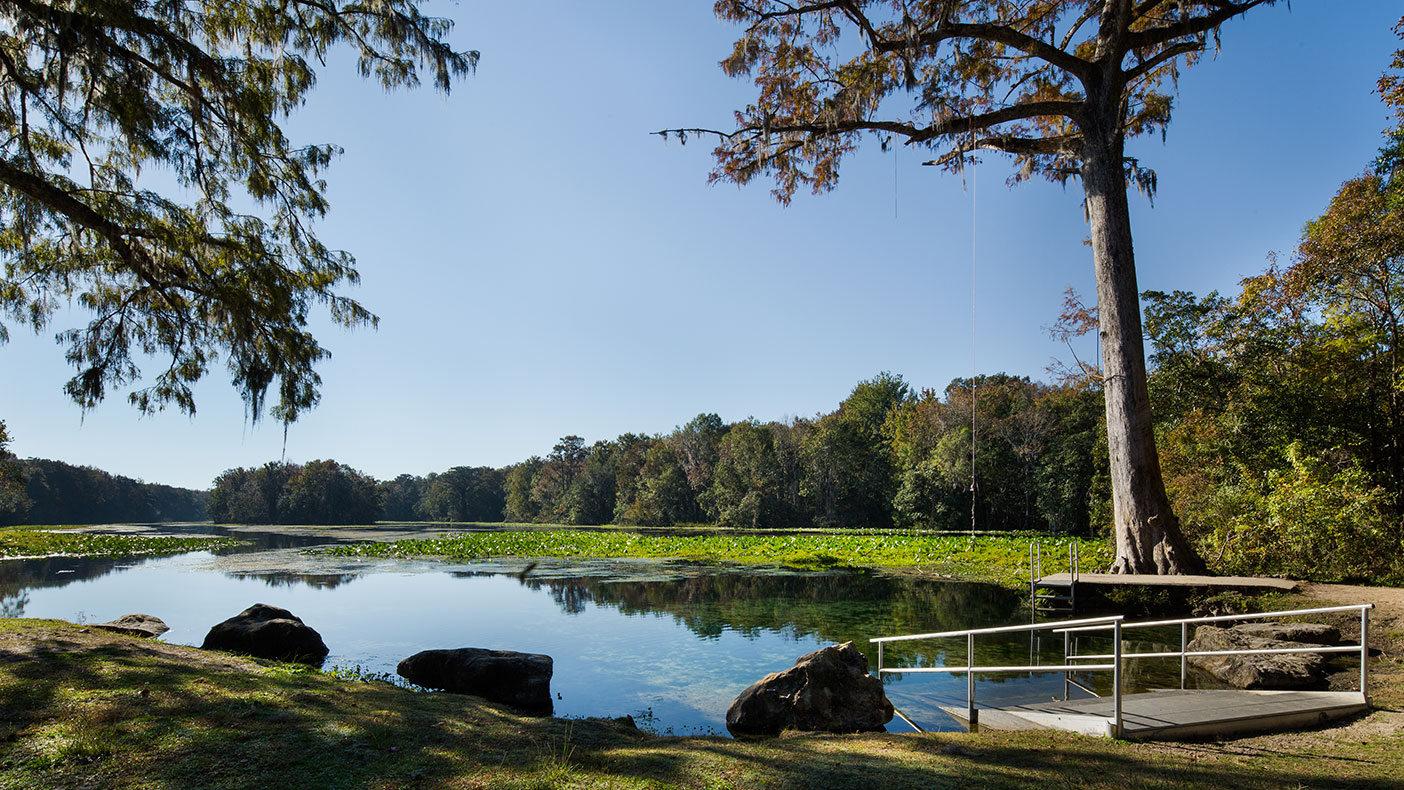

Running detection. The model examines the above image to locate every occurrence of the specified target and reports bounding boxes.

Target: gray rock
[92,613,169,639]
[201,604,328,665]
[397,648,553,715]
[726,641,893,739]
[1188,625,1328,689]
[1230,622,1340,645]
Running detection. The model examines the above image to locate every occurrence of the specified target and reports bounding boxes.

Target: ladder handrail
[1030,539,1079,615]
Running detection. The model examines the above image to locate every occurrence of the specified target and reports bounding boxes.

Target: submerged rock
[92,613,170,639]
[1188,622,1338,689]
[726,641,893,738]
[397,648,553,715]
[201,604,328,664]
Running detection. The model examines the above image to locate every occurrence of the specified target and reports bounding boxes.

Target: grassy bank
[319,530,1111,587]
[0,525,243,559]
[1,616,1400,790]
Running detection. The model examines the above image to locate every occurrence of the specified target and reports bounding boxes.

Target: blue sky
[2,2,1401,490]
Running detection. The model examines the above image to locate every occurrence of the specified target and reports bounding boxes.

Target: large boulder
[201,604,328,665]
[726,641,893,739]
[1188,622,1339,689]
[397,648,553,715]
[93,613,169,639]
[1230,622,1341,645]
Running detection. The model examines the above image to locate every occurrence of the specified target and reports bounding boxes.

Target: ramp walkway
[872,604,1373,740]
[938,689,1366,740]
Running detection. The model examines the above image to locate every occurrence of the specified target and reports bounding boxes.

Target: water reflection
[0,554,167,604]
[0,526,352,605]
[520,571,1022,668]
[1,590,28,618]
[223,571,359,589]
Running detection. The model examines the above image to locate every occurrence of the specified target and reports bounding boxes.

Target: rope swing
[969,157,978,540]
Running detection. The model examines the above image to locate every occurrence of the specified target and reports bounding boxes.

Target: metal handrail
[870,603,1374,739]
[1052,603,1374,695]
[872,614,1122,644]
[871,615,1127,737]
[1052,604,1371,633]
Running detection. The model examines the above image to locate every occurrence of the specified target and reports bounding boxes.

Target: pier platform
[938,689,1366,740]
[1034,573,1299,592]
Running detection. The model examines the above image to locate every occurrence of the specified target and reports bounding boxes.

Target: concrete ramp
[938,689,1367,740]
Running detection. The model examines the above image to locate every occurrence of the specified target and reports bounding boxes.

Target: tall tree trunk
[1081,127,1205,575]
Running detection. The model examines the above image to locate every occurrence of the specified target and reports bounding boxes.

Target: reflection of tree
[224,571,357,589]
[1,591,28,618]
[521,571,1022,669]
[0,527,353,604]
[0,554,160,599]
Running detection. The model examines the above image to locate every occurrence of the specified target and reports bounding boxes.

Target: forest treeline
[0,456,207,526]
[204,373,1104,536]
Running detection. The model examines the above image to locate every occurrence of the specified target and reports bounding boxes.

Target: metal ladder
[1030,541,1079,617]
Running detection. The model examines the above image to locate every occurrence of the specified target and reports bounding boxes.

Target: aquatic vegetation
[0,527,243,559]
[319,530,1111,587]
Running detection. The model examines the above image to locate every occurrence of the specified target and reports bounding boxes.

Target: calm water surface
[0,526,1195,735]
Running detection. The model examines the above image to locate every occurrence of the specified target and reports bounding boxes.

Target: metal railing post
[1063,629,1071,700]
[1361,606,1370,703]
[877,641,883,682]
[967,632,979,733]
[1111,620,1123,739]
[1180,621,1188,690]
[1033,544,1044,625]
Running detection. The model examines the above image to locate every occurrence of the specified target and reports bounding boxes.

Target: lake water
[0,526,1195,735]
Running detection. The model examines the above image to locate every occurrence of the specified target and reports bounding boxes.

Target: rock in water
[726,641,893,738]
[201,604,329,665]
[1188,623,1333,689]
[397,648,554,715]
[92,613,170,639]
[1229,622,1341,645]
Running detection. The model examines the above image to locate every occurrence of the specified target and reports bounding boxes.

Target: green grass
[1,618,1400,790]
[0,525,244,559]
[319,530,1111,587]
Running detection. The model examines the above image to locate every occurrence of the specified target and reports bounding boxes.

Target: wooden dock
[938,689,1365,740]
[1035,573,1299,592]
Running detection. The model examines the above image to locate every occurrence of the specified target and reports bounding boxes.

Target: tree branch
[1124,0,1277,51]
[923,133,1080,166]
[1123,40,1202,85]
[874,21,1092,80]
[655,100,1084,146]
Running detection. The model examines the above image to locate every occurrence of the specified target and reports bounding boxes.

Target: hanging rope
[970,157,977,540]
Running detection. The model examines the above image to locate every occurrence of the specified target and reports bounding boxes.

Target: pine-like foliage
[0,0,476,421]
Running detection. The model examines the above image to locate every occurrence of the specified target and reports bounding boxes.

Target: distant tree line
[206,460,381,525]
[0,456,208,526]
[205,373,1105,534]
[480,374,1105,534]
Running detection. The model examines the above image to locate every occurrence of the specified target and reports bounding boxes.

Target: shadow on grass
[0,629,642,788]
[583,727,1403,790]
[2,625,1400,789]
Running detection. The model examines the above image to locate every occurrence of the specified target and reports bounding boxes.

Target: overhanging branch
[1124,0,1276,51]
[655,100,1084,146]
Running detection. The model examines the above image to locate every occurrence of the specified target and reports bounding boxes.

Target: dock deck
[938,689,1366,740]
[1034,572,1299,592]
